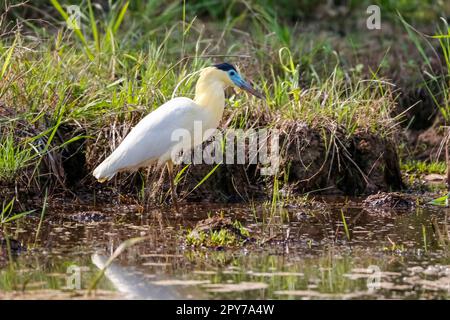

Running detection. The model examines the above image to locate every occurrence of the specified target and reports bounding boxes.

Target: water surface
[1,198,449,299]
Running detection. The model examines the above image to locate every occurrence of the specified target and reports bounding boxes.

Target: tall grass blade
[87,0,100,53]
[50,0,94,60]
[0,35,17,79]
[113,1,130,34]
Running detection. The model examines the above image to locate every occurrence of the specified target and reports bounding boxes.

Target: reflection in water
[91,253,182,299]
[1,200,450,299]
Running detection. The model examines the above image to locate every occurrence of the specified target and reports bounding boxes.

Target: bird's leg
[144,167,152,208]
[166,160,180,213]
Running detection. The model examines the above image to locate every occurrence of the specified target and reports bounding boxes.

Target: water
[1,198,450,299]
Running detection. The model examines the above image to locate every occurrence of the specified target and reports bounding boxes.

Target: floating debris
[274,290,373,299]
[247,271,304,277]
[202,282,268,293]
[66,211,109,223]
[151,280,211,286]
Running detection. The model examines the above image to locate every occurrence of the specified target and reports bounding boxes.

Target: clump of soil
[178,122,403,201]
[283,123,403,195]
[414,118,447,160]
[363,192,418,210]
[193,216,240,233]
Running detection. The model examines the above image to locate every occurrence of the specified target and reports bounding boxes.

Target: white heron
[93,63,264,211]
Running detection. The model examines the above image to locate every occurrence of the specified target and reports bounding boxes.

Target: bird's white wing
[93,97,203,180]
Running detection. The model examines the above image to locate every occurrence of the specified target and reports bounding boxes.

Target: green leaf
[113,1,130,34]
[428,193,450,206]
[50,0,94,60]
[191,163,221,192]
[2,210,35,224]
[0,35,17,80]
[87,0,100,52]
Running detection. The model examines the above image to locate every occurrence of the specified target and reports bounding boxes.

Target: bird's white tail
[93,158,117,182]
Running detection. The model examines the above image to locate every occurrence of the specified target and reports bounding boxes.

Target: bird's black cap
[214,62,237,72]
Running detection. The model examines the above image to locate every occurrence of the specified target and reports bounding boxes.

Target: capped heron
[93,63,264,211]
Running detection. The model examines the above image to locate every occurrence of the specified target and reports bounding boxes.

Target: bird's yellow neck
[194,68,226,122]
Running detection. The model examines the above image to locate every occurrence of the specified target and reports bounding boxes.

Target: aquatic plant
[0,198,34,225]
[185,218,250,247]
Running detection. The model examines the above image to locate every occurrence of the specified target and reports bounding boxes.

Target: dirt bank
[1,119,403,204]
[83,122,403,203]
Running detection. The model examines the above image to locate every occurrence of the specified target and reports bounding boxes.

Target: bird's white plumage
[93,97,213,181]
[93,65,262,186]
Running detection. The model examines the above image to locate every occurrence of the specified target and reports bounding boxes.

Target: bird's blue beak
[231,74,265,100]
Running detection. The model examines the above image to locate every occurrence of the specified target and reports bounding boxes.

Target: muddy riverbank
[1,121,404,206]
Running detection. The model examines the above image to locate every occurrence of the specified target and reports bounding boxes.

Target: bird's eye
[229,71,235,76]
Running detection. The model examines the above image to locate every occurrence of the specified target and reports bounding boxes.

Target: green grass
[186,229,238,247]
[341,209,351,241]
[0,254,115,293]
[0,135,34,183]
[1,198,35,225]
[400,13,450,122]
[401,160,447,175]
[186,219,250,247]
